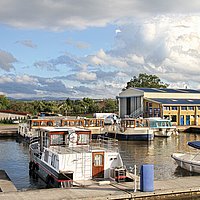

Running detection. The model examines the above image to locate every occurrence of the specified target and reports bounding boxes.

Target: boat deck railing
[30,136,119,155]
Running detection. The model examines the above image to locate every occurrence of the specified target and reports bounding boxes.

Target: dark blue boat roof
[188,141,200,149]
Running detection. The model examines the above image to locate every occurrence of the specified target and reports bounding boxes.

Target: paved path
[1,176,200,199]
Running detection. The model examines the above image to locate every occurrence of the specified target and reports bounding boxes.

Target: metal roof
[149,98,200,105]
[136,88,200,94]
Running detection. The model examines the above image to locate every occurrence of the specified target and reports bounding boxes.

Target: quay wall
[0,125,18,137]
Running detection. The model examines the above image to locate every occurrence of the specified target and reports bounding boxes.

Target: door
[180,115,184,126]
[92,152,104,178]
[186,115,190,126]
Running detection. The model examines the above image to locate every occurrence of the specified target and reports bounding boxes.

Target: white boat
[147,118,176,137]
[18,118,56,139]
[172,141,200,173]
[106,118,154,141]
[29,127,125,188]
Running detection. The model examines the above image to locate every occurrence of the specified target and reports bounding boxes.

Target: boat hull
[172,153,200,173]
[30,156,73,188]
[153,128,174,137]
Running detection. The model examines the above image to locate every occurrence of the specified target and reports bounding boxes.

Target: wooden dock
[1,176,200,199]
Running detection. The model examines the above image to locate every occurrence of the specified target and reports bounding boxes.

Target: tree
[125,73,169,89]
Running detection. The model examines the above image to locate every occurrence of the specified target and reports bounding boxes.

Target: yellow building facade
[118,88,200,126]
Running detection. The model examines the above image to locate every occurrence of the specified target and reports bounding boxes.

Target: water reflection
[119,132,200,180]
[0,132,200,190]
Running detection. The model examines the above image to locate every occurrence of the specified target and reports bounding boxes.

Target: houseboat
[147,118,176,137]
[18,118,55,139]
[107,118,154,141]
[61,118,105,139]
[29,127,125,188]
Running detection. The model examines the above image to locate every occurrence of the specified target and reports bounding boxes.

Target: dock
[1,176,200,199]
[0,170,17,192]
[0,125,18,137]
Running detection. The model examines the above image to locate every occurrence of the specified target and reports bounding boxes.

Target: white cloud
[76,71,97,81]
[15,75,39,85]
[16,40,37,48]
[1,0,200,30]
[0,50,16,71]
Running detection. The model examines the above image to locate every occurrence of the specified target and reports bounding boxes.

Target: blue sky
[1,0,200,99]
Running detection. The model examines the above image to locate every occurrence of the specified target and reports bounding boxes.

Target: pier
[0,125,18,137]
[1,176,200,199]
[0,170,17,192]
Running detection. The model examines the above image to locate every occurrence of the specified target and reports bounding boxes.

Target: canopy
[188,141,200,149]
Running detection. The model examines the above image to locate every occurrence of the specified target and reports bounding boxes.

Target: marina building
[118,88,200,126]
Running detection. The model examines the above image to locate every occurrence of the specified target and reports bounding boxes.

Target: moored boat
[29,127,126,188]
[147,118,176,137]
[172,141,200,173]
[107,118,154,141]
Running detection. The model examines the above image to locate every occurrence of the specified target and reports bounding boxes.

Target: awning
[188,141,200,149]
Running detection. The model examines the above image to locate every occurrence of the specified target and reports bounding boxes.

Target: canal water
[1,132,200,190]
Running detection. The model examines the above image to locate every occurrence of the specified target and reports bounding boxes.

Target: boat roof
[39,126,90,132]
[188,141,200,149]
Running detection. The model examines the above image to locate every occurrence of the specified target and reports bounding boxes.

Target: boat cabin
[29,127,124,187]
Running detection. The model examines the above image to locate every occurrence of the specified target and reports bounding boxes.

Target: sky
[1,0,200,99]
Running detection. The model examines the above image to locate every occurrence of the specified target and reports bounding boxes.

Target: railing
[129,107,143,118]
[90,136,119,152]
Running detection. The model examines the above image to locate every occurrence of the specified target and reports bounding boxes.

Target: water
[1,133,200,190]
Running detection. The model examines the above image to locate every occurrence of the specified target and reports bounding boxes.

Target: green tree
[125,73,169,89]
[0,95,10,110]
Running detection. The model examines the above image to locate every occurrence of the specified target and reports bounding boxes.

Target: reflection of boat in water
[147,118,176,137]
[29,127,126,188]
[172,141,200,173]
[107,118,154,141]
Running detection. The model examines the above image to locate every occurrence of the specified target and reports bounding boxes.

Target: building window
[172,106,177,110]
[181,106,187,110]
[198,107,200,110]
[171,115,177,122]
[163,106,170,110]
[188,106,194,110]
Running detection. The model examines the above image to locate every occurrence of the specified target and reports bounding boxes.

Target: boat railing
[90,136,119,152]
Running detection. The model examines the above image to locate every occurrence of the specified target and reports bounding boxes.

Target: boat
[18,118,56,140]
[106,118,154,141]
[172,141,200,173]
[147,118,176,137]
[61,118,105,139]
[29,127,126,188]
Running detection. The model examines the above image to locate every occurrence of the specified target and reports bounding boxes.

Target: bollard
[140,164,154,192]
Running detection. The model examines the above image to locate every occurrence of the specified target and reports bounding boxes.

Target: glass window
[77,134,90,144]
[172,106,177,110]
[94,154,103,166]
[51,134,64,145]
[188,106,194,110]
[163,106,170,110]
[181,106,187,110]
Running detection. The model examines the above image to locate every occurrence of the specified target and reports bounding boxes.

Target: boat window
[44,150,49,163]
[32,121,39,126]
[94,154,103,166]
[47,121,53,126]
[41,121,47,126]
[51,134,64,145]
[77,134,90,145]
